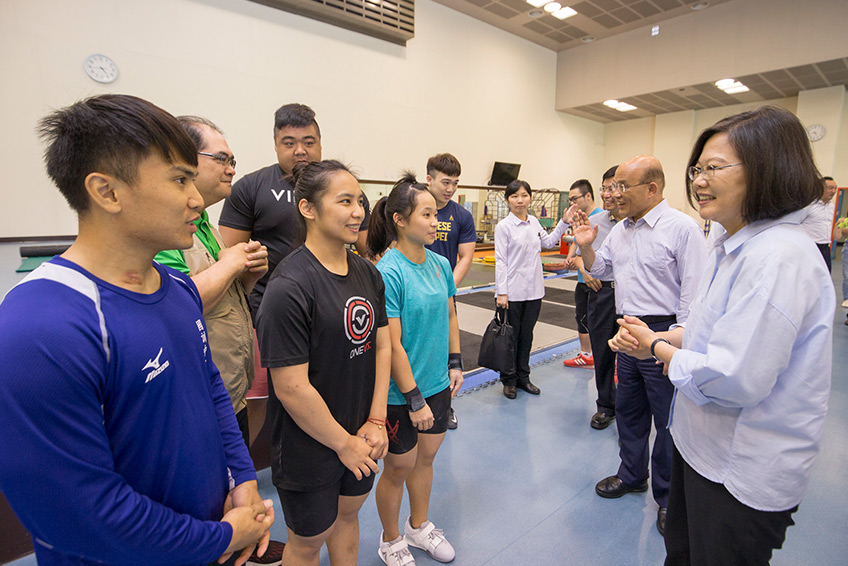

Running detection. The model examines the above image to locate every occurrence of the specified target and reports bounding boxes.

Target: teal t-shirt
[377,248,456,405]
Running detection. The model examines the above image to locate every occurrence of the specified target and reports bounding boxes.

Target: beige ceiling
[430,0,732,51]
[430,0,848,122]
[566,58,848,122]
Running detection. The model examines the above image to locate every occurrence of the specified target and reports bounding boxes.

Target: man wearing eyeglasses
[562,179,603,372]
[573,155,706,536]
[567,167,625,431]
[156,116,269,448]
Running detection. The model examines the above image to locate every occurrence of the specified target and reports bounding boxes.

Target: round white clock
[806,123,826,142]
[84,54,119,84]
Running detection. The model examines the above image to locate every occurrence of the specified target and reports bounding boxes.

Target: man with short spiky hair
[0,95,273,565]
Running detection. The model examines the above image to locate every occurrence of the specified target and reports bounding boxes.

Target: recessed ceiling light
[526,0,549,8]
[552,6,577,20]
[715,78,749,94]
[604,99,637,112]
[581,35,595,43]
[651,25,659,36]
[544,2,562,13]
[691,1,709,10]
[528,9,544,17]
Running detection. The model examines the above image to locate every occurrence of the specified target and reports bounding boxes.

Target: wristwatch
[651,338,670,361]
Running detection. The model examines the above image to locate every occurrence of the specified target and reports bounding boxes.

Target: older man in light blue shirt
[576,155,706,536]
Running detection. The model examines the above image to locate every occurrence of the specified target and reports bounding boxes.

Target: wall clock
[84,54,119,84]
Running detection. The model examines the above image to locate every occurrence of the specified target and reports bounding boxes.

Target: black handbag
[477,306,516,375]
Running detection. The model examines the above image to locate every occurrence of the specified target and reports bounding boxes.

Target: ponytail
[366,172,429,258]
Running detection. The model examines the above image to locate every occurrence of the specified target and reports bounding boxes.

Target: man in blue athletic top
[425,153,476,429]
[0,95,274,566]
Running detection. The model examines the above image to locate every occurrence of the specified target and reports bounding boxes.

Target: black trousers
[236,406,249,449]
[816,242,832,272]
[586,283,616,416]
[664,446,797,566]
[500,299,541,386]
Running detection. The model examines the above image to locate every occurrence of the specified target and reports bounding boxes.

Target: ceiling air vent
[249,0,415,46]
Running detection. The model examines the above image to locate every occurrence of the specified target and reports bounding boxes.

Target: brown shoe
[503,384,517,399]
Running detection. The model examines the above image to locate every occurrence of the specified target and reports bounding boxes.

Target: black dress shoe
[657,507,667,536]
[503,384,517,399]
[516,380,541,395]
[590,412,615,430]
[595,475,649,499]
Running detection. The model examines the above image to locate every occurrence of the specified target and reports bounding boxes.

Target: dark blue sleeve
[458,206,477,245]
[209,355,258,485]
[0,283,232,565]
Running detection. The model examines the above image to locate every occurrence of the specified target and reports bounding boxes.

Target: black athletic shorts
[386,386,451,455]
[277,468,375,537]
[575,282,590,334]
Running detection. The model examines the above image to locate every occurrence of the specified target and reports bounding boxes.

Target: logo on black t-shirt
[344,296,374,345]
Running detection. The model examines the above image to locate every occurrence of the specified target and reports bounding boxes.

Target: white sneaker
[842,299,848,308]
[404,518,455,563]
[379,532,416,566]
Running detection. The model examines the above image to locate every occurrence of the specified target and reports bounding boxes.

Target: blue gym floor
[2,244,847,565]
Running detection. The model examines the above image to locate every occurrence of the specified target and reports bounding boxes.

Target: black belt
[600,281,614,288]
[617,314,676,325]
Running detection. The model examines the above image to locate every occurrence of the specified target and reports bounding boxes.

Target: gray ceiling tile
[629,0,660,17]
[500,0,530,11]
[593,0,623,11]
[593,13,623,27]
[485,3,520,18]
[761,69,792,82]
[523,20,553,33]
[650,0,682,10]
[610,6,640,23]
[787,64,819,78]
[823,70,848,83]
[571,1,603,17]
[816,58,848,73]
[547,31,571,42]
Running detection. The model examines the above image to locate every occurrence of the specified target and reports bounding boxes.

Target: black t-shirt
[219,163,371,315]
[256,246,388,490]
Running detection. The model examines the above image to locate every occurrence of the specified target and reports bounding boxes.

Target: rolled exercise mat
[20,244,72,257]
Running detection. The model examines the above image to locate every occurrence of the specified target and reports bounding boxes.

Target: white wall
[0,0,603,239]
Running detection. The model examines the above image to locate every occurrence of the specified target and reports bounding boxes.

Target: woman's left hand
[449,368,464,398]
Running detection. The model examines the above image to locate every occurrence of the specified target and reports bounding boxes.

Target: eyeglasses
[687,163,742,181]
[198,152,236,169]
[610,181,650,193]
[568,194,585,203]
[600,185,615,194]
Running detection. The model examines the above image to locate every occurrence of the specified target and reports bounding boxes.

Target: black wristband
[651,338,671,361]
[448,353,463,371]
[403,386,426,412]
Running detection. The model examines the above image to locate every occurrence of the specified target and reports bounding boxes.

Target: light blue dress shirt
[576,210,618,282]
[588,200,706,322]
[669,210,834,511]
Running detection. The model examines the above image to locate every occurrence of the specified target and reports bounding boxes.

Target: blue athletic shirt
[426,199,476,271]
[0,257,256,565]
[377,248,456,405]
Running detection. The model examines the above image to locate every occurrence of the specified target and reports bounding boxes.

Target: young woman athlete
[367,174,464,566]
[256,160,391,566]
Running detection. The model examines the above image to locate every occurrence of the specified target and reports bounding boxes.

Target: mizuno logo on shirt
[143,347,171,383]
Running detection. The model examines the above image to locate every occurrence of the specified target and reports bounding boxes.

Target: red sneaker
[563,353,594,369]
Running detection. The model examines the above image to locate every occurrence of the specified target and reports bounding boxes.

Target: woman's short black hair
[685,106,821,222]
[504,179,531,200]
